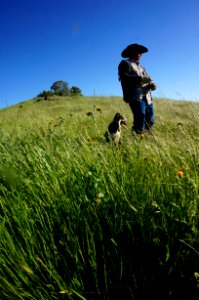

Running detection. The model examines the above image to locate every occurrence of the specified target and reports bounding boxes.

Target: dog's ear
[114,113,121,121]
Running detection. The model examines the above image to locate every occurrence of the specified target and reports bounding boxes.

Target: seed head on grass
[96,197,102,205]
[96,106,102,112]
[86,136,92,142]
[86,111,93,116]
[96,192,104,205]
[59,290,70,294]
[19,263,34,276]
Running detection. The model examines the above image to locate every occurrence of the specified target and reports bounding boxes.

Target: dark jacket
[118,59,152,103]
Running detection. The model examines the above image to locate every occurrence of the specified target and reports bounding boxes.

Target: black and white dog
[105,113,127,145]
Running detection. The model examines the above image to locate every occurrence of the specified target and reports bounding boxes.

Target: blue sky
[1,0,199,108]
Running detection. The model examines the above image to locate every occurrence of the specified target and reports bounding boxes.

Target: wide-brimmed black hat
[121,43,148,58]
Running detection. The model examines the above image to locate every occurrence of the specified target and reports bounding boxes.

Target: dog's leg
[104,131,110,142]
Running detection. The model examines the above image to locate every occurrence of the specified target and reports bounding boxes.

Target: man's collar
[128,58,140,65]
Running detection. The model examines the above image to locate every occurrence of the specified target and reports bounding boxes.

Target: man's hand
[148,82,157,91]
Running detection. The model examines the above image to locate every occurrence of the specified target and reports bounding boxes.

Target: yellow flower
[140,133,145,139]
[177,170,184,178]
[86,136,92,142]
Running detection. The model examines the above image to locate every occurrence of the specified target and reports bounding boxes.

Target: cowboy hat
[121,43,148,58]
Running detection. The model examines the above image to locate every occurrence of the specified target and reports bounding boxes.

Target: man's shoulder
[119,59,129,65]
[118,59,131,69]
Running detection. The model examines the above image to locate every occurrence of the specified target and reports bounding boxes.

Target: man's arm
[118,60,142,84]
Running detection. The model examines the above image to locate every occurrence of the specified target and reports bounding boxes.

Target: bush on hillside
[70,86,82,96]
[37,90,53,100]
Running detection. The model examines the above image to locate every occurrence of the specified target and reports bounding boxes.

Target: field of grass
[0,96,199,299]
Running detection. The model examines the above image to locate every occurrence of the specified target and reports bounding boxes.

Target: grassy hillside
[0,96,199,299]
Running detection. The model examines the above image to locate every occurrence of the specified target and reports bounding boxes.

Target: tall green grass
[0,97,199,299]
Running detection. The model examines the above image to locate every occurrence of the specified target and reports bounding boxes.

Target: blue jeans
[129,99,154,133]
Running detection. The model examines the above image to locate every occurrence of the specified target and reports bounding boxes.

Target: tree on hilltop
[51,80,69,96]
[70,86,82,96]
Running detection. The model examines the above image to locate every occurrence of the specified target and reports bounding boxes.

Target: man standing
[118,43,156,134]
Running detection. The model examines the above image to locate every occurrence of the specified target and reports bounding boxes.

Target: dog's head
[114,113,127,126]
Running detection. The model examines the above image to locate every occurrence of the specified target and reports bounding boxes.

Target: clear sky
[1,0,199,108]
